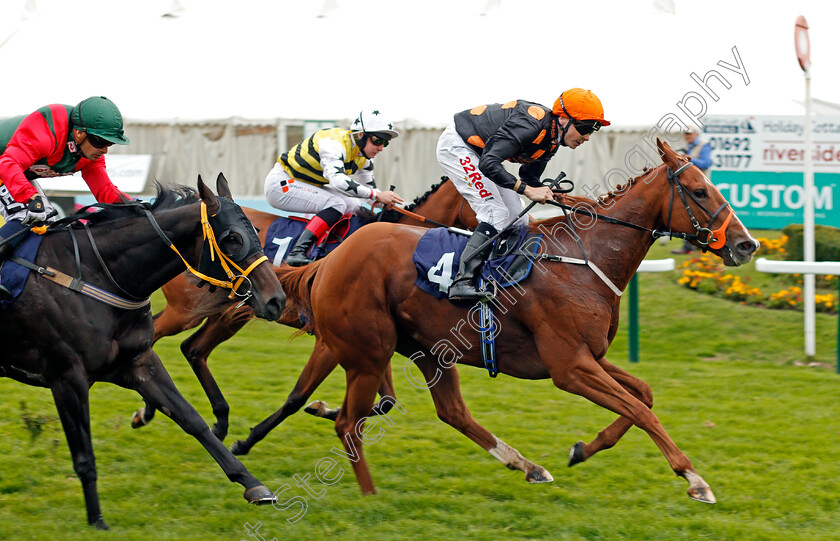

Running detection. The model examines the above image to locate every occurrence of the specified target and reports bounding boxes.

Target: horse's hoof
[211,423,227,442]
[526,467,554,483]
[568,441,586,467]
[89,515,109,530]
[304,400,328,417]
[687,485,717,504]
[683,471,716,504]
[230,440,248,456]
[244,485,275,505]
[131,408,146,429]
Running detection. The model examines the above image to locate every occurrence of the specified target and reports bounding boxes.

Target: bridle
[659,160,732,250]
[17,199,268,310]
[145,200,268,302]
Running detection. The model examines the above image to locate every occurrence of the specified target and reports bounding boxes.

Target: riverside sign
[704,114,839,229]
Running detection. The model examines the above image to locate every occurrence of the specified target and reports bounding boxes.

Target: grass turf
[0,239,838,540]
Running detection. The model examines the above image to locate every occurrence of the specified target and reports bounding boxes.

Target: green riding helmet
[70,96,130,145]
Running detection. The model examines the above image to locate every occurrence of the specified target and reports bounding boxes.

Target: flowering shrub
[675,243,837,314]
[756,235,787,257]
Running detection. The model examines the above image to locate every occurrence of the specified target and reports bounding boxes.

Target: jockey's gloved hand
[22,195,48,225]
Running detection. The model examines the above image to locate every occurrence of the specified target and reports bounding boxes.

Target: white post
[803,71,816,358]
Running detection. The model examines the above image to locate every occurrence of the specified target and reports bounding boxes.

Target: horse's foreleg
[305,362,397,422]
[51,371,108,529]
[334,369,383,495]
[413,356,553,484]
[180,311,251,441]
[134,282,209,431]
[230,340,338,456]
[124,349,273,505]
[568,357,652,467]
[540,340,714,503]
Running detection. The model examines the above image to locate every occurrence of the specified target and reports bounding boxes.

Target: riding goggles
[557,93,603,136]
[87,134,114,149]
[368,134,391,147]
[571,119,602,136]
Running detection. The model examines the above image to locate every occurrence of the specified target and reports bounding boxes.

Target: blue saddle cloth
[0,233,44,309]
[262,215,370,265]
[412,227,543,300]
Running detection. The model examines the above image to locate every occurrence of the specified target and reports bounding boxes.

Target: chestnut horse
[230,140,759,503]
[133,177,477,439]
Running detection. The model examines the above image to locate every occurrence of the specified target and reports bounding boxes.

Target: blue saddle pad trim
[0,233,44,309]
[263,215,369,265]
[412,227,542,300]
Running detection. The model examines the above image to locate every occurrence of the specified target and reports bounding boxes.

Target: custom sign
[703,115,839,229]
[39,154,152,194]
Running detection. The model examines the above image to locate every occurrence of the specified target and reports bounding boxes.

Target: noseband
[658,160,732,250]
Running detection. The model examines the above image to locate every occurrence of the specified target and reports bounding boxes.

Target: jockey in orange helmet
[436,88,610,301]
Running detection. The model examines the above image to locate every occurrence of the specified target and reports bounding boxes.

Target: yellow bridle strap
[165,202,269,298]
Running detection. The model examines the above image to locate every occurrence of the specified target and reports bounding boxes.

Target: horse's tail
[276,259,323,335]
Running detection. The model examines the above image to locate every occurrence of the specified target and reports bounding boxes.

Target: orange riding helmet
[552,88,611,126]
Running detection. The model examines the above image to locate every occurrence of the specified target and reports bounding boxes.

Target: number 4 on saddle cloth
[262,214,369,265]
[413,226,544,301]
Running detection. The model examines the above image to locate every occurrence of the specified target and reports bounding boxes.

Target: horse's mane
[374,177,451,223]
[530,164,663,229]
[82,182,199,225]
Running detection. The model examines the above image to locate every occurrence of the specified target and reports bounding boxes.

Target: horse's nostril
[739,241,758,255]
[267,296,285,320]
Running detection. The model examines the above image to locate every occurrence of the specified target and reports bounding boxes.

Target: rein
[545,161,732,248]
[529,160,732,297]
[12,199,267,309]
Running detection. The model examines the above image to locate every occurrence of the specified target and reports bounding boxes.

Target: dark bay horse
[133,177,478,439]
[230,140,759,503]
[0,174,285,529]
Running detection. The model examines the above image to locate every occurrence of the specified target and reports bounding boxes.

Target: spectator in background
[671,125,713,255]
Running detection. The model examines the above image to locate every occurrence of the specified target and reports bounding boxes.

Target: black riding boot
[448,223,497,302]
[284,229,319,267]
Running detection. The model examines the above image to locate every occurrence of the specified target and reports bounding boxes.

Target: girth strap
[8,255,150,310]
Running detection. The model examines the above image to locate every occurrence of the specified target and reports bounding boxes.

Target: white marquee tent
[2,0,839,206]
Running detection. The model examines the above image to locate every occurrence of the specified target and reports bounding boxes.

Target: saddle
[0,232,43,309]
[412,226,543,301]
[262,214,369,265]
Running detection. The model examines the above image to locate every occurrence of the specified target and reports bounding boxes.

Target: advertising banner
[704,115,839,229]
[39,154,152,194]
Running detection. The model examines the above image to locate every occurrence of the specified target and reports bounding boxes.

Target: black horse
[0,174,285,530]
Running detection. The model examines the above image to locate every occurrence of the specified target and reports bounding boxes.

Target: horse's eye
[221,232,244,254]
[693,189,707,198]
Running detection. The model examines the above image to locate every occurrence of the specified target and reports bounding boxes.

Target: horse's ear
[656,138,679,167]
[216,172,233,200]
[197,174,220,213]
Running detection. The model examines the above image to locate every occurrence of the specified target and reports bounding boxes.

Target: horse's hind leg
[51,371,109,529]
[413,356,553,484]
[568,357,652,466]
[230,340,338,456]
[123,349,273,504]
[181,309,252,441]
[334,368,384,495]
[305,362,397,421]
